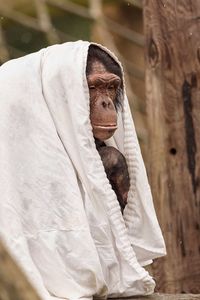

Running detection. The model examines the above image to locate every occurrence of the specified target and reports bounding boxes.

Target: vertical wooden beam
[0,241,41,300]
[143,0,200,293]
[0,23,9,64]
[34,0,60,45]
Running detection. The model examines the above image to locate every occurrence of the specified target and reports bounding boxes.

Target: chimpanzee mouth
[93,124,118,130]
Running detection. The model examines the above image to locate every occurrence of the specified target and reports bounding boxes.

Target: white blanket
[0,41,166,300]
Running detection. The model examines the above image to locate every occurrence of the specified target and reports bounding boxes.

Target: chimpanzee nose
[101,98,114,109]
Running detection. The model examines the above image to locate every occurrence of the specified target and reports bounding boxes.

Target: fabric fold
[0,41,166,300]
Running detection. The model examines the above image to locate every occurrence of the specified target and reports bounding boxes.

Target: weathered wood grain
[0,240,41,300]
[143,0,200,294]
[114,293,200,300]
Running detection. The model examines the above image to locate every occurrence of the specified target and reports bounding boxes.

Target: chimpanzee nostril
[102,101,107,108]
[101,99,114,109]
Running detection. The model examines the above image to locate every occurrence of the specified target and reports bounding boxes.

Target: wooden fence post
[143,0,200,293]
[0,240,41,300]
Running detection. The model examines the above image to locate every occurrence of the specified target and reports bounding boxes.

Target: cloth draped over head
[0,41,166,300]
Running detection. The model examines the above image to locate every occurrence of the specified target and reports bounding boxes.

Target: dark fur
[86,45,123,111]
[87,45,130,213]
[97,143,130,213]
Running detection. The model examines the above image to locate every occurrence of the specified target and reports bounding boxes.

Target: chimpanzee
[96,141,130,213]
[86,45,130,213]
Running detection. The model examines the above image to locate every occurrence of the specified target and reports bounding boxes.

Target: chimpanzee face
[87,60,122,141]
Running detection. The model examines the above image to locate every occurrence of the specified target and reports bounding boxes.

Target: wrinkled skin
[87,59,130,213]
[87,60,121,141]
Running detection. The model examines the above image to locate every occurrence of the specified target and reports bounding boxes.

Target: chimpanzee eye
[108,85,114,90]
[89,86,96,90]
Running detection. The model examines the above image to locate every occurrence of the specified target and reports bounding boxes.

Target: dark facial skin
[87,60,121,141]
[87,58,130,213]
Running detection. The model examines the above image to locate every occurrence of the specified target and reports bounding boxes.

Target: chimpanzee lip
[93,124,117,130]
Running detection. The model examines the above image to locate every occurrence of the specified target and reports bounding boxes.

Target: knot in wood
[148,38,159,68]
[197,47,200,64]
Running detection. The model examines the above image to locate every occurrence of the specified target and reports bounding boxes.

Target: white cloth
[0,41,166,300]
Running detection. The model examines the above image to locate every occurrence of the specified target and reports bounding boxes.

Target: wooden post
[143,0,200,293]
[0,240,41,300]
